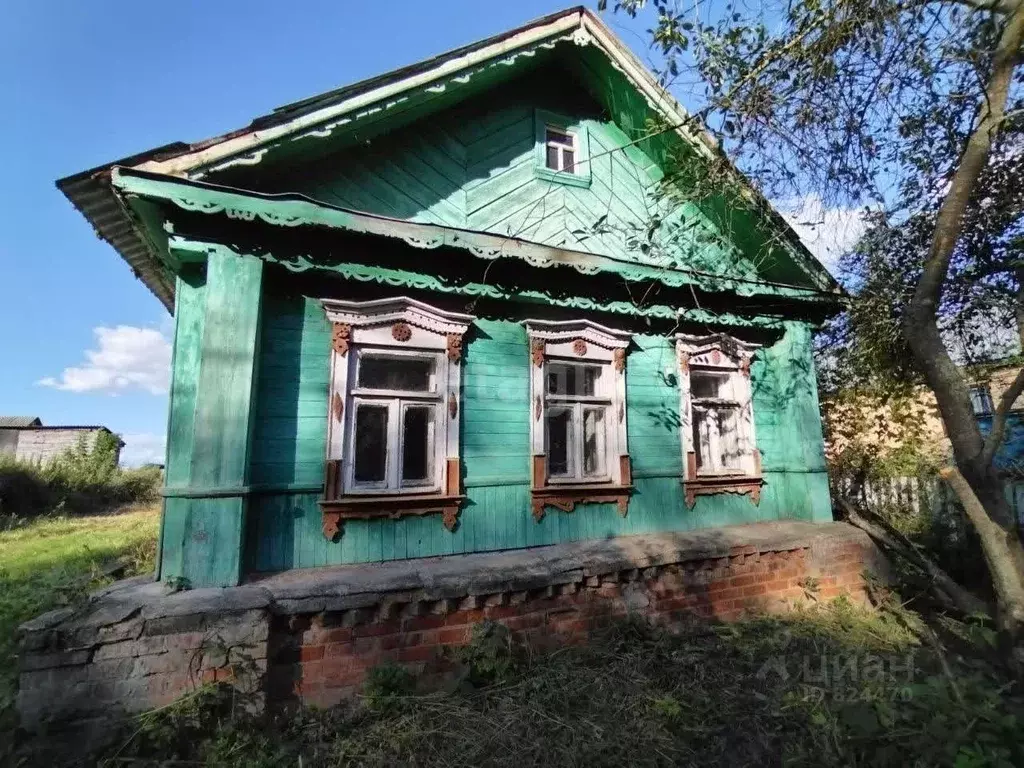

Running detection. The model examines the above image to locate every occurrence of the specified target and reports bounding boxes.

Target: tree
[600,0,1024,639]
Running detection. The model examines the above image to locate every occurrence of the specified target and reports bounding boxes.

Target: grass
[0,504,160,739]
[96,598,1024,768]
[3,502,1023,767]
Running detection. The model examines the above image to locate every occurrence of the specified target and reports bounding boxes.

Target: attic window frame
[533,109,592,188]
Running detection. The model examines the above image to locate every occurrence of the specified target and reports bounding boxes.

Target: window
[349,352,440,492]
[320,297,474,538]
[676,333,763,508]
[526,319,632,521]
[544,127,577,173]
[533,109,592,187]
[969,385,994,415]
[545,361,610,481]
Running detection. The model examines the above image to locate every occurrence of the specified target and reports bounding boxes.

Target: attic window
[534,110,591,188]
[545,127,577,173]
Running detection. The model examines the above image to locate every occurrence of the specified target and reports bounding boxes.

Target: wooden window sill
[320,493,465,540]
[530,484,634,522]
[681,475,763,509]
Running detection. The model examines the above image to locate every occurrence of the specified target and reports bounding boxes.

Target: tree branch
[982,365,1024,466]
[903,3,1024,472]
[946,0,1023,15]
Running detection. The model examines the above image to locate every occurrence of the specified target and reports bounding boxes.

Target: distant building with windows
[825,357,1024,472]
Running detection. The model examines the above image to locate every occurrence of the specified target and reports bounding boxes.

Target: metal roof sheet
[0,416,42,428]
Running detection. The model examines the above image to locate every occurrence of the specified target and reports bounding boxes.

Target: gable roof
[0,416,42,428]
[57,6,838,311]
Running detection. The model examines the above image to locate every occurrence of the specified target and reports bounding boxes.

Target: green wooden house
[58,7,842,589]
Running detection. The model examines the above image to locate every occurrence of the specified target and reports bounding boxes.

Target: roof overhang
[57,5,837,311]
[112,167,841,305]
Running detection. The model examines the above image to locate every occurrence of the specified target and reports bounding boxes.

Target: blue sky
[0,1,853,465]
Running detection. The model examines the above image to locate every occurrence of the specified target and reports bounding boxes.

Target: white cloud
[39,325,171,395]
[777,195,871,275]
[119,433,167,467]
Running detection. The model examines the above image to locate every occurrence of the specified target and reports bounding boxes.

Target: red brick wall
[269,539,871,709]
[19,526,881,740]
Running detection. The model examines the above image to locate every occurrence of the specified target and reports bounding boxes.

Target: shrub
[0,434,161,519]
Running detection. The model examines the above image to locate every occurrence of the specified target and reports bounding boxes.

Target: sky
[0,0,863,466]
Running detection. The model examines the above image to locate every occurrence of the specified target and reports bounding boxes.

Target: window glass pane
[547,128,573,146]
[691,371,730,400]
[583,407,605,477]
[358,355,434,391]
[547,407,573,477]
[969,386,993,414]
[562,148,575,173]
[693,406,709,471]
[547,363,601,397]
[718,409,742,469]
[546,144,560,170]
[401,405,434,483]
[354,404,388,483]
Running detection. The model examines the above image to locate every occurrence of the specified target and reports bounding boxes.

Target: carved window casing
[676,333,763,508]
[525,319,632,521]
[320,297,473,539]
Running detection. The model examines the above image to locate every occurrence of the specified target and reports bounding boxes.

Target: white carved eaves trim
[525,318,631,350]
[322,296,474,337]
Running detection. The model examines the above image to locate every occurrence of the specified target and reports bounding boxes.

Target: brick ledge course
[17,520,886,737]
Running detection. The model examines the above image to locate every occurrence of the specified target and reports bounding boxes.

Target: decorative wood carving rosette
[613,348,627,372]
[446,333,463,362]
[531,339,546,367]
[572,338,588,356]
[391,321,412,342]
[332,323,351,357]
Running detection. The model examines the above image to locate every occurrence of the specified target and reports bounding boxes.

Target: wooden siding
[160,253,264,587]
[278,75,752,280]
[245,298,831,572]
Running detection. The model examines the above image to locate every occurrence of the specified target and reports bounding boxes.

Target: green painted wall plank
[161,250,264,587]
[246,315,833,572]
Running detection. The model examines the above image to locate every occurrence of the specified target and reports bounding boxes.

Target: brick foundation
[17,521,884,736]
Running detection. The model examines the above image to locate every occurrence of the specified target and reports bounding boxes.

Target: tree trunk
[940,467,1024,638]
[902,1,1024,639]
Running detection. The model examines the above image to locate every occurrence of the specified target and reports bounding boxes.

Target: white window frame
[676,333,761,481]
[322,296,474,498]
[544,126,579,174]
[526,319,631,487]
[968,384,994,415]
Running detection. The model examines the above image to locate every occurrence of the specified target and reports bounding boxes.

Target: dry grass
[0,504,160,739]
[99,597,1024,768]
